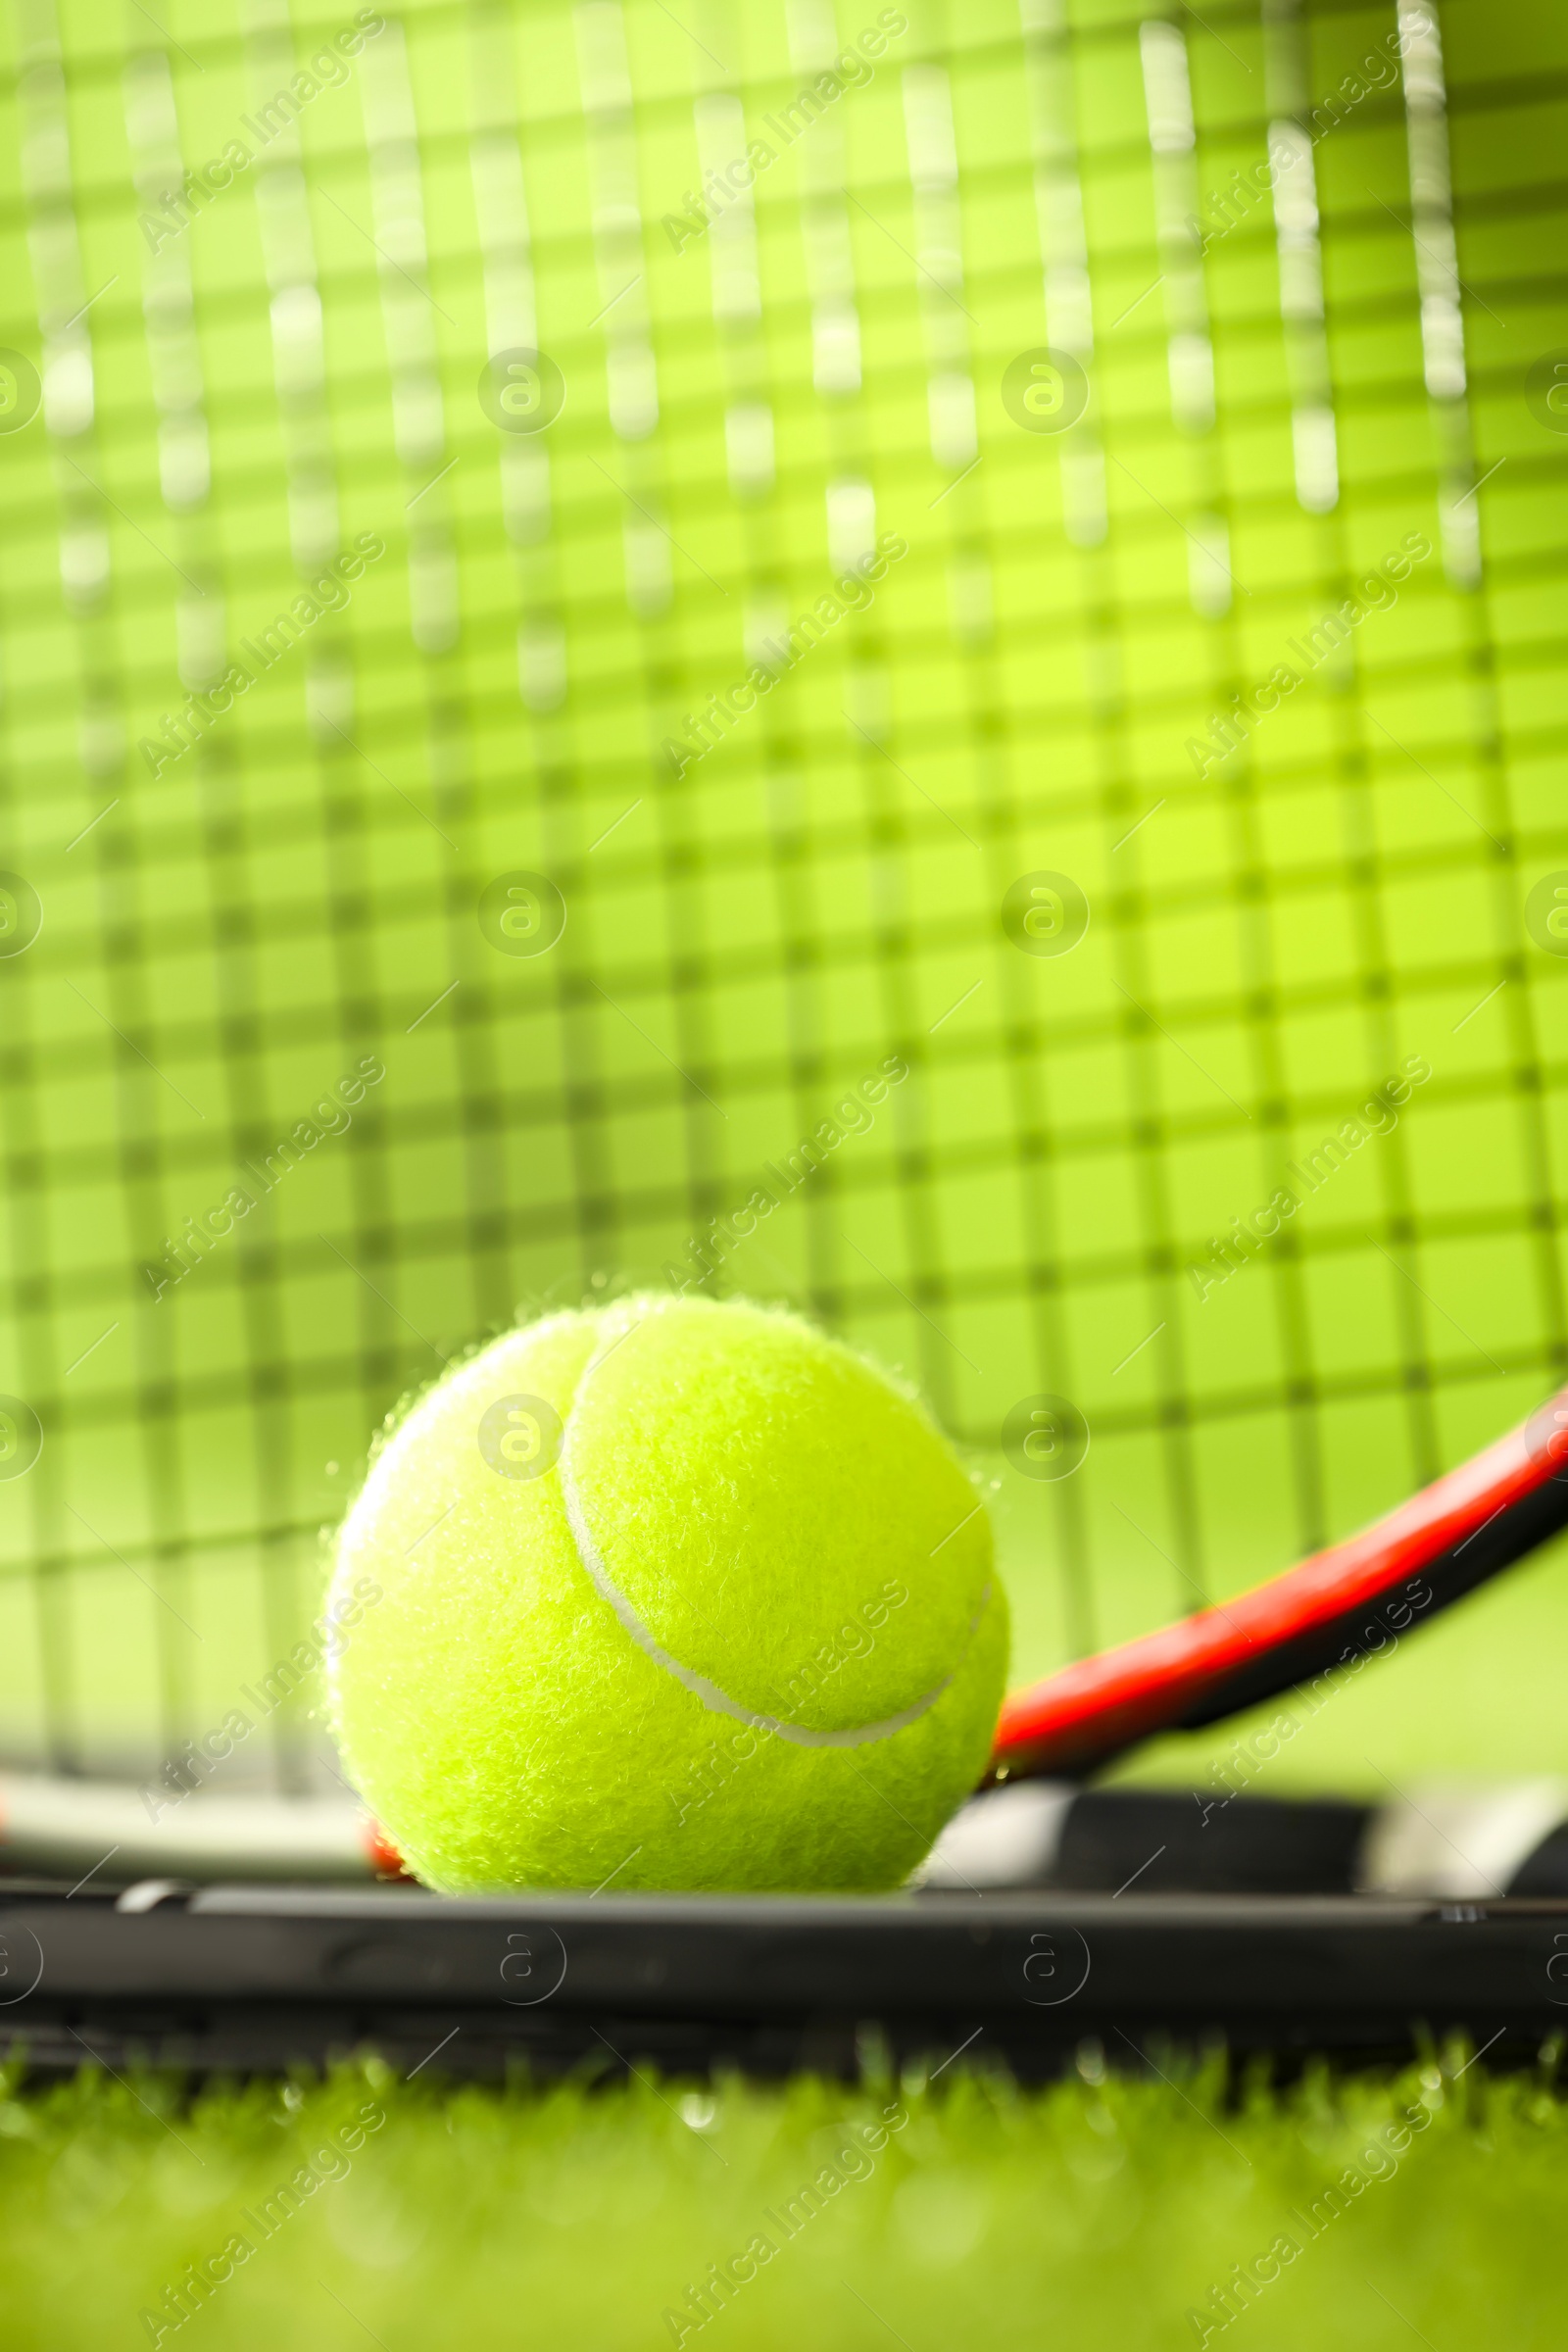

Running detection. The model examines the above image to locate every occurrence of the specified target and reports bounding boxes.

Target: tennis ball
[326,1295,1007,1894]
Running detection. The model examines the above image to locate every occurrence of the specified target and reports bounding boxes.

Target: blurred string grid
[0,0,1562,1797]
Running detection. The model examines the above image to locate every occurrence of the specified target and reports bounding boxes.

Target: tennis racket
[990,1386,1568,1783]
[0,0,1564,1918]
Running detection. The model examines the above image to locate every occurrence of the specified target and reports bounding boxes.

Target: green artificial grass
[4,2048,1566,2349]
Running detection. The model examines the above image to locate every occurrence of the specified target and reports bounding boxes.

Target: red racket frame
[989,1386,1568,1783]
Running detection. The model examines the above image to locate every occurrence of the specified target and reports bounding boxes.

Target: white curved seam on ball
[556,1326,991,1748]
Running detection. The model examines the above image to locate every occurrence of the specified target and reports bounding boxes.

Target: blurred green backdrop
[0,0,1562,1801]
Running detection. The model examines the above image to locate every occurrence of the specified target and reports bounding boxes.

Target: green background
[0,0,1562,1804]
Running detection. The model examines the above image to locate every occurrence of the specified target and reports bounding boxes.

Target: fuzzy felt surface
[327,1297,1007,1892]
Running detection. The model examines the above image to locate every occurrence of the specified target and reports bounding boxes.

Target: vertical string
[1397,0,1477,587]
[1138,18,1229,616]
[1011,0,1102,1653]
[15,0,92,1765]
[575,0,723,1287]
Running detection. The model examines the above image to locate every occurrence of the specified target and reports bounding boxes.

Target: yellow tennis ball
[326,1295,1007,1892]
